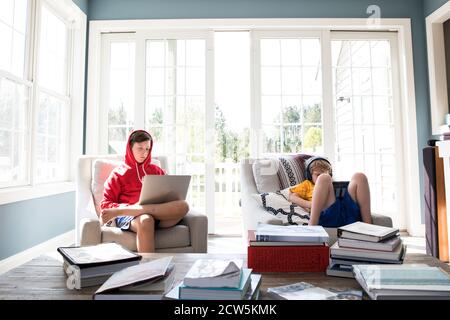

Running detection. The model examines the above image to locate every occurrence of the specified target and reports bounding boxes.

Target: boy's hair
[309,159,332,175]
[129,131,152,147]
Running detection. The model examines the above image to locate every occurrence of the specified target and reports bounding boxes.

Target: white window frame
[0,0,86,205]
[98,30,216,232]
[87,18,422,236]
[251,30,328,158]
[329,31,405,229]
[426,1,450,135]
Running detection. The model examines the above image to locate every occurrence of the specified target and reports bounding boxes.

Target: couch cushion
[91,158,162,215]
[252,159,281,193]
[101,224,190,251]
[277,154,312,189]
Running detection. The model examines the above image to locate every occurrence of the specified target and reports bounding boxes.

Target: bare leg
[347,172,372,224]
[130,214,155,253]
[309,174,336,225]
[101,200,189,225]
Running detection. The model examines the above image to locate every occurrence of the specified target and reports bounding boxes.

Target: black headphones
[304,156,332,181]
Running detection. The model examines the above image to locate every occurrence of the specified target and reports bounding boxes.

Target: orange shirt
[289,180,314,201]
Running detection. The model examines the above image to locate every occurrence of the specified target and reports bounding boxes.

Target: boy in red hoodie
[100,130,189,252]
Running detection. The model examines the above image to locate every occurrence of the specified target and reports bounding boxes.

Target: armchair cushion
[91,159,123,215]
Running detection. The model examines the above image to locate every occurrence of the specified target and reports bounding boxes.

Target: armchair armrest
[179,209,208,253]
[79,218,102,246]
[371,212,393,228]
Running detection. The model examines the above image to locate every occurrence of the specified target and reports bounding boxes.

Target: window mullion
[321,29,335,164]
[28,0,42,187]
[135,32,145,130]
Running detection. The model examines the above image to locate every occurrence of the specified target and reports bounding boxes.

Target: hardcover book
[255,223,329,243]
[337,222,399,242]
[179,268,253,300]
[183,259,243,288]
[93,256,173,299]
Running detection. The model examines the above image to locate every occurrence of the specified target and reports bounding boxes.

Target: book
[58,242,142,288]
[267,282,362,300]
[247,245,330,272]
[353,264,450,300]
[93,256,173,300]
[165,274,262,300]
[247,230,325,246]
[94,264,176,300]
[178,268,253,300]
[326,263,355,278]
[338,235,401,252]
[337,222,399,242]
[183,259,243,288]
[255,223,329,243]
[330,242,406,262]
[330,257,400,266]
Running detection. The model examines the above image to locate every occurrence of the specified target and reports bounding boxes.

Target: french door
[330,32,404,228]
[100,31,215,232]
[99,29,406,233]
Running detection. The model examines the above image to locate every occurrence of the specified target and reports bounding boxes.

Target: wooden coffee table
[0,252,448,300]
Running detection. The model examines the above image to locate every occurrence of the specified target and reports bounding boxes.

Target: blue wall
[73,0,89,14]
[424,0,448,16]
[0,193,75,260]
[88,0,431,222]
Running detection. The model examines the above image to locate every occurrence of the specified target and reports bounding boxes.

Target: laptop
[139,175,191,205]
[333,181,349,199]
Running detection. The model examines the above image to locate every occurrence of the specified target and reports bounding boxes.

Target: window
[254,32,323,155]
[0,0,86,192]
[0,0,30,188]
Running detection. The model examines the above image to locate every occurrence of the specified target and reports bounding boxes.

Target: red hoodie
[100,130,165,209]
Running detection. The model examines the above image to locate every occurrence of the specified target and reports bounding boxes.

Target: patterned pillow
[258,187,310,225]
[277,154,313,189]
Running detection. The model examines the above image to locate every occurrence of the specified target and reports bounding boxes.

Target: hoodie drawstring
[135,163,148,184]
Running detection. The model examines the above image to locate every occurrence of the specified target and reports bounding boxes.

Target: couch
[76,155,208,253]
[240,157,393,244]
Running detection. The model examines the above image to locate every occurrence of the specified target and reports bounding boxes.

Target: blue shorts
[318,190,361,228]
[115,216,160,231]
[115,216,135,231]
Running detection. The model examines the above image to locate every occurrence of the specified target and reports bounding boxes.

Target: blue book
[178,269,252,300]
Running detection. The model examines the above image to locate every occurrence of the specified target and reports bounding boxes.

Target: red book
[247,245,330,272]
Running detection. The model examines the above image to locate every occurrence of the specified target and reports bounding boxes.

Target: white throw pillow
[255,187,310,225]
[252,159,281,193]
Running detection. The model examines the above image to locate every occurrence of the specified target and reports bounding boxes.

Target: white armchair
[240,158,393,245]
[75,155,208,253]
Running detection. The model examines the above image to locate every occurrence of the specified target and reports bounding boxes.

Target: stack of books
[247,223,330,272]
[57,242,142,289]
[353,264,450,299]
[327,222,406,278]
[165,259,262,300]
[93,256,175,300]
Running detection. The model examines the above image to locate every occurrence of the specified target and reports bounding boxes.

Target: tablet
[139,175,191,205]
